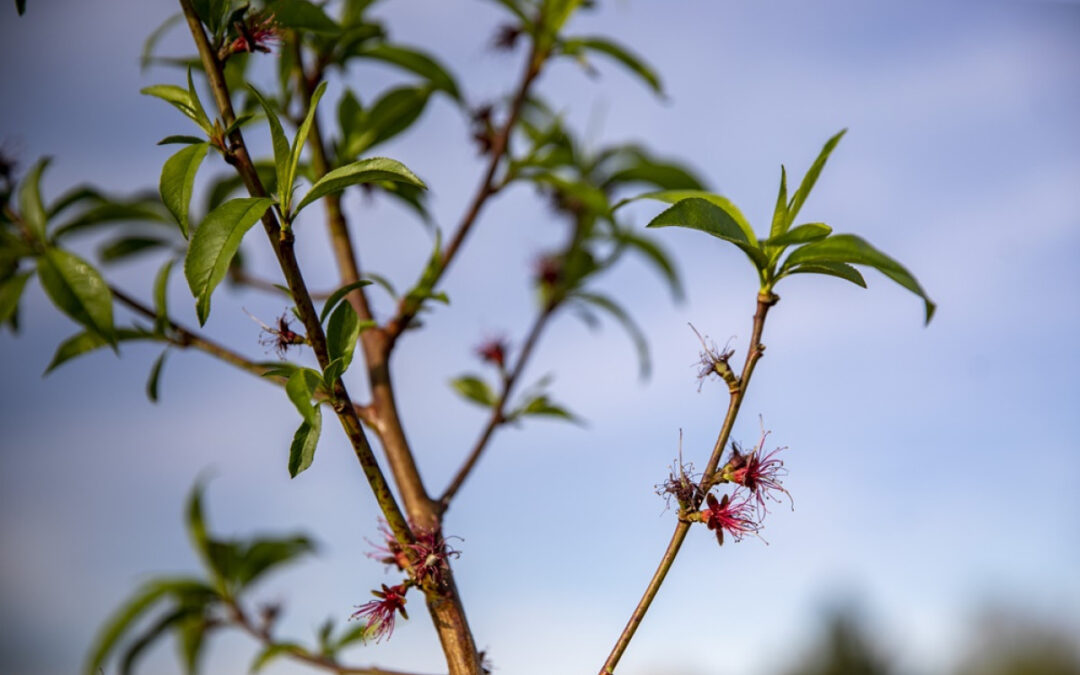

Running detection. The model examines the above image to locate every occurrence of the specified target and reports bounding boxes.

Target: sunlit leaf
[160,142,209,238]
[37,248,116,344]
[450,375,497,407]
[781,233,935,323]
[17,157,49,240]
[645,197,768,270]
[294,157,425,215]
[184,197,272,324]
[783,129,846,233]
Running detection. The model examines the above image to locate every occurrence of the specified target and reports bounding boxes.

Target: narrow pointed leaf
[784,129,846,231]
[764,222,831,248]
[574,291,650,379]
[770,165,788,238]
[42,328,153,375]
[18,157,49,240]
[248,86,291,203]
[141,85,205,131]
[251,643,306,672]
[450,375,497,407]
[646,197,768,270]
[288,409,321,477]
[781,261,866,288]
[285,369,320,426]
[160,142,209,238]
[184,197,272,324]
[52,201,168,240]
[564,36,663,95]
[37,249,115,344]
[319,279,373,323]
[325,301,360,377]
[631,190,758,244]
[352,44,461,101]
[286,80,327,212]
[84,578,213,675]
[294,157,425,214]
[0,272,32,326]
[782,233,935,323]
[153,259,174,335]
[267,0,340,33]
[98,236,172,264]
[146,350,168,402]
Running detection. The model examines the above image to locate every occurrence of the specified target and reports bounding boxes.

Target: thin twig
[439,305,555,511]
[178,0,411,546]
[228,600,438,675]
[384,44,546,345]
[599,292,778,674]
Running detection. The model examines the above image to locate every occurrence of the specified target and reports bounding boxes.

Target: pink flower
[721,439,791,515]
[350,583,409,643]
[700,492,759,546]
[366,522,411,572]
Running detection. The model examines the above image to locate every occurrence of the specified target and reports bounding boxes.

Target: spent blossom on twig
[700,492,759,546]
[721,433,792,515]
[690,323,736,391]
[350,583,409,643]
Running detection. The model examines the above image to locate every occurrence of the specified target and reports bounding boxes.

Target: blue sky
[1,1,1078,674]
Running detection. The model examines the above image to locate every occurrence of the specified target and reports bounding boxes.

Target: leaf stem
[598,292,778,674]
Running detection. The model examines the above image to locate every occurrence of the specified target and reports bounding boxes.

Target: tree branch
[384,44,546,345]
[438,305,554,511]
[178,0,411,548]
[599,292,779,674]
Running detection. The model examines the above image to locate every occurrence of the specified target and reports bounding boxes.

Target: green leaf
[46,185,105,219]
[119,606,198,675]
[37,248,115,344]
[285,368,324,426]
[780,261,866,288]
[161,142,209,238]
[288,410,322,477]
[770,165,788,238]
[574,291,650,379]
[153,259,174,335]
[614,230,682,301]
[248,86,291,206]
[186,482,213,572]
[763,222,831,248]
[18,157,49,240]
[98,235,172,264]
[563,36,663,95]
[339,86,432,158]
[599,148,705,192]
[267,0,340,33]
[630,189,758,243]
[184,197,272,324]
[325,301,360,378]
[645,197,769,271]
[52,200,169,240]
[141,84,210,134]
[234,535,315,587]
[251,643,306,673]
[783,129,846,232]
[512,394,580,423]
[294,157,426,214]
[146,350,168,402]
[141,13,183,71]
[0,272,32,327]
[781,233,935,323]
[285,80,328,214]
[319,279,373,323]
[158,135,209,146]
[84,578,213,675]
[450,375,497,407]
[176,611,209,675]
[43,328,156,375]
[351,44,461,101]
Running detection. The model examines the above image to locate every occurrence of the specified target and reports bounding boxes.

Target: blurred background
[1,0,1078,673]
